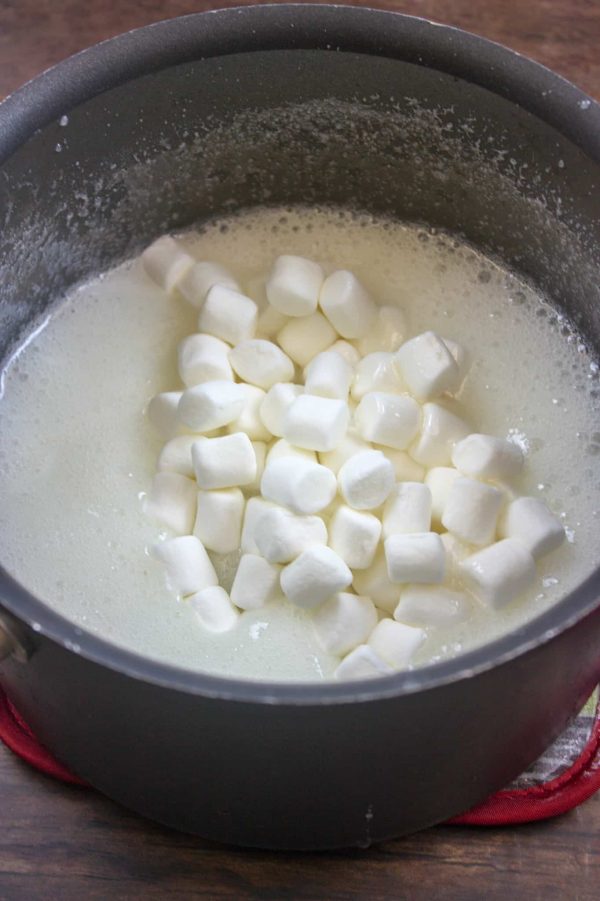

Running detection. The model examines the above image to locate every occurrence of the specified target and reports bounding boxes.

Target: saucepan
[0,4,599,849]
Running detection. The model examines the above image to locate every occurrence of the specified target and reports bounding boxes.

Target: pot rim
[0,4,599,704]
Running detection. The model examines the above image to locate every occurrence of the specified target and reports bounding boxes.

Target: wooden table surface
[0,1,599,898]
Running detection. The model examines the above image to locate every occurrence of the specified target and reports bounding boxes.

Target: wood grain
[0,1,599,898]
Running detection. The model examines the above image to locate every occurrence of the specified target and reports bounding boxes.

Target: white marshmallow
[178,334,233,387]
[277,313,336,367]
[227,384,272,442]
[280,546,352,609]
[254,506,327,564]
[375,447,425,482]
[367,619,425,669]
[498,496,565,559]
[442,477,503,546]
[425,467,462,525]
[334,644,393,681]
[256,305,290,339]
[245,440,267,495]
[312,592,378,656]
[261,457,337,514]
[328,505,382,570]
[384,533,446,584]
[304,351,354,399]
[143,471,197,535]
[329,340,361,366]
[229,339,294,389]
[459,539,536,609]
[147,391,183,439]
[190,586,239,633]
[230,554,281,610]
[259,383,304,437]
[152,535,218,596]
[319,433,371,474]
[357,305,407,355]
[199,285,258,345]
[192,432,257,489]
[141,235,195,294]
[395,331,460,401]
[178,380,246,432]
[178,261,240,309]
[351,352,406,401]
[352,548,401,614]
[409,402,470,467]
[240,497,277,554]
[265,438,317,465]
[355,392,421,450]
[157,435,197,478]
[452,434,524,482]
[266,255,324,317]
[440,531,474,584]
[193,488,245,554]
[338,450,395,510]
[319,270,376,338]
[442,337,469,382]
[394,585,471,628]
[283,395,349,452]
[383,483,432,538]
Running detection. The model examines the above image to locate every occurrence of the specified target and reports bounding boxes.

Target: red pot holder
[1,685,599,826]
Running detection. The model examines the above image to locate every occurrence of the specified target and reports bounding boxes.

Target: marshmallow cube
[460,539,536,609]
[329,505,382,570]
[254,506,327,563]
[277,312,337,367]
[409,402,470,467]
[394,585,471,628]
[190,586,239,633]
[198,285,258,345]
[141,235,195,294]
[351,352,406,401]
[157,435,197,478]
[383,482,432,538]
[319,270,376,338]
[256,305,290,339]
[329,340,361,366]
[498,496,565,559]
[153,535,218,597]
[259,383,304,437]
[261,457,337,514]
[227,384,272,442]
[452,433,524,482]
[395,331,460,401]
[355,392,421,450]
[179,261,240,309]
[266,438,317,465]
[266,255,324,317]
[442,477,503,546]
[229,339,294,389]
[178,380,246,432]
[312,592,378,656]
[230,553,281,610]
[192,432,257,489]
[283,395,349,452]
[319,433,372,474]
[178,334,233,387]
[425,467,462,524]
[357,305,407,356]
[352,548,400,614]
[147,391,183,439]
[335,644,393,681]
[376,447,425,483]
[194,488,245,554]
[240,497,277,554]
[304,351,354,399]
[144,471,197,535]
[338,450,395,511]
[280,546,352,609]
[368,619,425,669]
[384,533,446,584]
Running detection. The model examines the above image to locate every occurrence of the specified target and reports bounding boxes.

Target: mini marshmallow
[259,383,304,437]
[319,433,372,473]
[178,261,240,309]
[409,403,470,467]
[192,432,256,489]
[194,488,245,554]
[178,334,233,387]
[152,535,218,596]
[352,548,401,614]
[440,531,474,584]
[357,305,407,355]
[178,381,246,432]
[283,395,349,452]
[452,434,524,481]
[375,447,425,482]
[229,339,294,389]
[143,471,197,535]
[280,545,352,609]
[147,391,183,439]
[157,435,197,478]
[141,235,195,294]
[338,450,395,510]
[460,539,536,609]
[256,305,290,339]
[190,586,239,633]
[334,644,393,681]
[261,457,337,514]
[254,506,328,564]
[304,351,354,399]
[329,505,382,570]
[442,477,503,546]
[227,384,272,442]
[240,497,277,554]
[329,340,361,366]
[498,496,565,559]
[230,554,281,610]
[199,285,258,345]
[384,533,446,584]
[367,619,425,669]
[394,585,471,628]
[277,312,336,367]
[265,438,317,465]
[354,392,421,450]
[312,592,378,656]
[395,331,460,401]
[351,352,406,401]
[425,467,462,525]
[382,483,432,538]
[320,270,376,339]
[266,255,324,317]
[245,441,267,494]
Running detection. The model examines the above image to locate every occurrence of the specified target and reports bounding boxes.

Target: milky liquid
[1,206,599,681]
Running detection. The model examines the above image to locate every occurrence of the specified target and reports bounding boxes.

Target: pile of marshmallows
[141,235,565,681]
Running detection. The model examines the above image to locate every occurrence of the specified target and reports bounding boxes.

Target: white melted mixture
[1,206,599,681]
